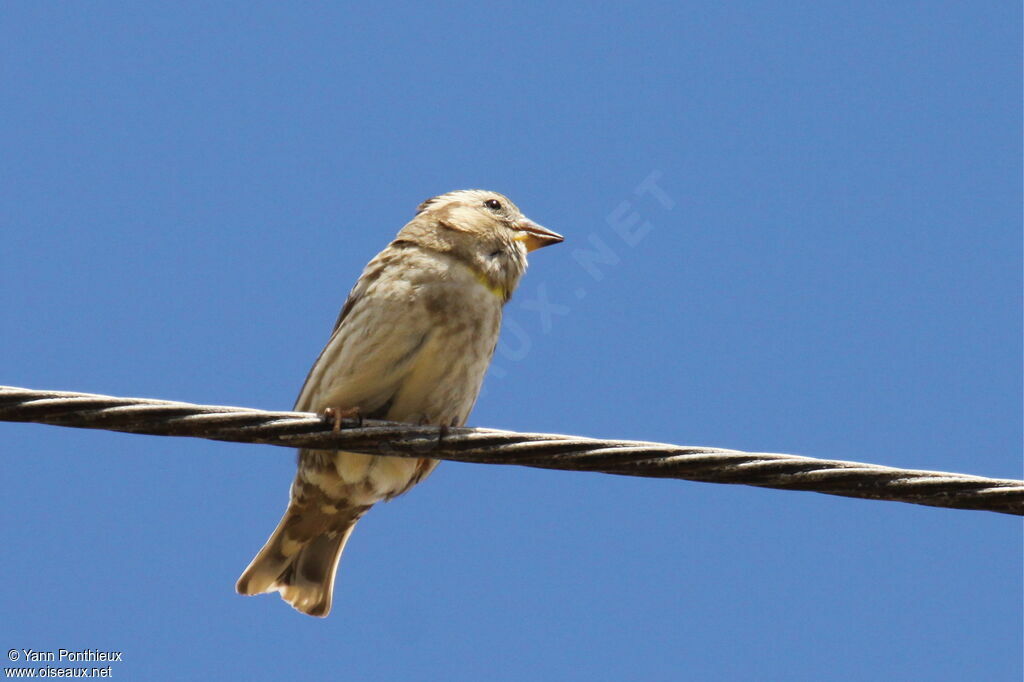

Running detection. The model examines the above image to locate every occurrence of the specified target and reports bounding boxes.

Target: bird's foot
[322,406,362,432]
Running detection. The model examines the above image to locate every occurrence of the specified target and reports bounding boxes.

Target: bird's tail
[236,494,367,617]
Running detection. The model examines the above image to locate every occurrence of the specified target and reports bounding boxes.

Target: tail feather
[236,502,362,617]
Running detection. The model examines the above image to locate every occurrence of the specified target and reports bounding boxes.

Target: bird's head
[398,189,563,301]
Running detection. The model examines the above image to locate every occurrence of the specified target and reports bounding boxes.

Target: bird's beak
[514,217,564,252]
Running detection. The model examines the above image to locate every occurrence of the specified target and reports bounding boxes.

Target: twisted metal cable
[2,385,1021,516]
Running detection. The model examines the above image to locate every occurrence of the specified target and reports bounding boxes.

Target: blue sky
[1,2,1020,680]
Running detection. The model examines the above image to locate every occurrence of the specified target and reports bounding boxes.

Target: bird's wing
[292,251,432,415]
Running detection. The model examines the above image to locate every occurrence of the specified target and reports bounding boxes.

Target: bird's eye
[484,199,502,211]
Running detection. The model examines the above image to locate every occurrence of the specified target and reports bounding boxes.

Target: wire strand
[2,385,1020,516]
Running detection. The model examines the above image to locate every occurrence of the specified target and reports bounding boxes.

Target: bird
[236,189,563,617]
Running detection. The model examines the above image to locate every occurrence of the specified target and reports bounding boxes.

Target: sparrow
[236,189,563,617]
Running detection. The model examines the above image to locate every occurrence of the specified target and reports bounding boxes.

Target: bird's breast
[385,275,502,427]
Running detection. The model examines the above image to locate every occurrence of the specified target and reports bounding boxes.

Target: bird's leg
[322,406,362,432]
[437,417,459,447]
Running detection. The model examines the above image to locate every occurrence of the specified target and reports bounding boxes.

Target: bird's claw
[322,406,362,432]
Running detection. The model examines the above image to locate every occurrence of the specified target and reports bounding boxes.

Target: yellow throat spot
[473,269,508,300]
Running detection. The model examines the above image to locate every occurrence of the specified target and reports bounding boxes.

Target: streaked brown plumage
[236,190,562,616]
